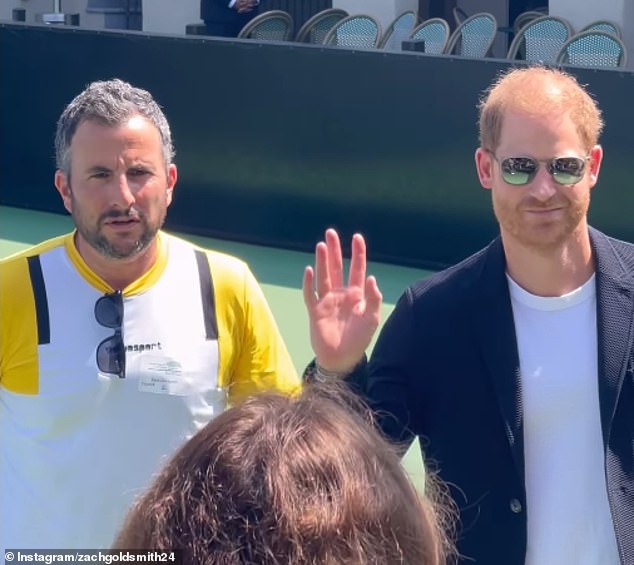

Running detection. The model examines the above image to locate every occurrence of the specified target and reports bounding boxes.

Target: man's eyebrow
[86,165,111,173]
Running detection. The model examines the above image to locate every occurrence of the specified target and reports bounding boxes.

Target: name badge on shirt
[138,355,190,395]
[128,340,220,398]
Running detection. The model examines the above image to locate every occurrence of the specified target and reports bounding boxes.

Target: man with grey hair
[0,78,299,549]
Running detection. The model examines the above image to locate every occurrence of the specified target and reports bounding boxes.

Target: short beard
[494,194,589,253]
[70,192,165,260]
[85,222,156,259]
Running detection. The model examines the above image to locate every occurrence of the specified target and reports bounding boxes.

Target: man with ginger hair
[303,66,634,564]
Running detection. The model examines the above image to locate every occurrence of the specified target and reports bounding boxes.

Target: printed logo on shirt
[125,342,163,353]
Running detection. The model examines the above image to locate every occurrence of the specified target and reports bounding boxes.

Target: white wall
[1,0,201,34]
[141,0,201,34]
[550,0,632,69]
[1,0,90,25]
[0,0,19,21]
[1,0,131,29]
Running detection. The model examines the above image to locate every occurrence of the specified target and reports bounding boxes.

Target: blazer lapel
[591,228,634,443]
[471,238,525,486]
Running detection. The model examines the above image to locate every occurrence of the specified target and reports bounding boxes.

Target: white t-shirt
[508,274,620,565]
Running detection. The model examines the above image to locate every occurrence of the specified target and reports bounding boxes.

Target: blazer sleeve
[349,288,419,448]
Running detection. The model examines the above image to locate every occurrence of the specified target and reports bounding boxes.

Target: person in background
[303,66,634,564]
[0,78,298,549]
[200,0,260,38]
[113,382,456,565]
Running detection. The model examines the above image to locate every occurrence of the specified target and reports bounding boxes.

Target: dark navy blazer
[200,0,258,27]
[351,227,634,564]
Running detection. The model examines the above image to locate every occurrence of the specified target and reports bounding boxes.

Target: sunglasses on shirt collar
[487,152,590,186]
[95,290,125,378]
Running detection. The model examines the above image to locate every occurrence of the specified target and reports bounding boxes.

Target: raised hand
[303,229,382,374]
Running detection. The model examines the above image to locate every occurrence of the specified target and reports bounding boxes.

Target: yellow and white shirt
[0,231,299,549]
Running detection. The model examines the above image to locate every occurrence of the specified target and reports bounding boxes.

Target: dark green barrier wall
[2,22,633,268]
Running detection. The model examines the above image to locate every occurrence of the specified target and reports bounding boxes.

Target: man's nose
[110,174,136,208]
[527,166,558,201]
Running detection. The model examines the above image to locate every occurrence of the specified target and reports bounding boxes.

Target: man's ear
[54,170,73,214]
[475,148,494,190]
[166,164,177,206]
[587,145,603,189]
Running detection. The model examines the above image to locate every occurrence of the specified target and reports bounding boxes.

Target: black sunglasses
[489,153,589,186]
[95,290,125,378]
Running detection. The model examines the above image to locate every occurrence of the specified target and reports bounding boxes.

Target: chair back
[452,6,468,28]
[513,10,543,34]
[379,11,417,50]
[322,15,382,49]
[557,30,627,68]
[579,20,622,38]
[444,12,497,58]
[295,8,348,43]
[409,18,450,54]
[238,10,293,41]
[507,15,572,62]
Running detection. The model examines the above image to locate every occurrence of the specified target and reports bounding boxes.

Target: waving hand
[303,229,382,374]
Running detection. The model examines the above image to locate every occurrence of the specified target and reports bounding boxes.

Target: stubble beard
[71,195,166,260]
[495,193,590,253]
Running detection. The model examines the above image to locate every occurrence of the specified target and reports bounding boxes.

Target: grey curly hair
[55,78,175,176]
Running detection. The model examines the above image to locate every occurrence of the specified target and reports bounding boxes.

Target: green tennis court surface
[1,205,434,489]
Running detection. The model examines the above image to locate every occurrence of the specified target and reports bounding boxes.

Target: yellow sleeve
[1,234,72,393]
[0,255,40,394]
[207,251,300,403]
